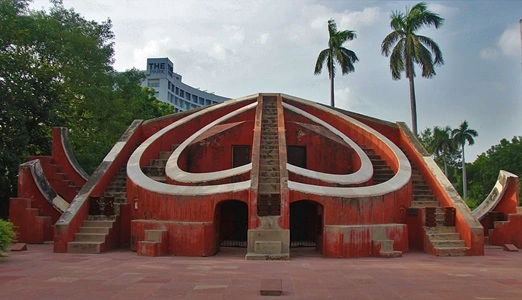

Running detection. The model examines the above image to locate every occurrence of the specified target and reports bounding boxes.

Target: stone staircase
[257,98,281,216]
[67,166,129,254]
[361,147,394,185]
[408,163,468,256]
[68,219,116,254]
[48,159,81,201]
[142,144,180,183]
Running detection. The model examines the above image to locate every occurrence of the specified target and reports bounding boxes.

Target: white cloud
[498,23,520,56]
[310,6,382,31]
[427,3,459,17]
[479,48,499,60]
[133,38,171,67]
[258,33,270,44]
[480,23,520,60]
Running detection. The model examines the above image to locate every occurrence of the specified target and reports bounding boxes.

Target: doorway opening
[290,200,323,249]
[217,200,248,248]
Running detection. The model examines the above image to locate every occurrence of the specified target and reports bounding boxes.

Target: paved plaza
[1,244,522,299]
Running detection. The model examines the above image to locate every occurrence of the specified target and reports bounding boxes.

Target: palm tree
[381,2,444,136]
[431,126,455,177]
[451,121,478,199]
[314,19,359,107]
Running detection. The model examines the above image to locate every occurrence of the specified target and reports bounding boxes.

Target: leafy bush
[0,219,16,252]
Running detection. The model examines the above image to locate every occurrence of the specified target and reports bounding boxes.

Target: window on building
[180,90,184,98]
[185,92,191,100]
[205,99,211,105]
[175,87,179,95]
[147,80,160,88]
[198,97,204,105]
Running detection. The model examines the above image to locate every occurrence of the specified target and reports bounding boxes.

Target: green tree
[432,126,456,177]
[0,0,174,217]
[466,137,522,206]
[314,18,358,107]
[452,120,478,199]
[381,2,444,136]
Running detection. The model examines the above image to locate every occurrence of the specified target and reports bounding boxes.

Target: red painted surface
[490,214,522,248]
[323,225,408,258]
[9,198,52,243]
[131,220,217,256]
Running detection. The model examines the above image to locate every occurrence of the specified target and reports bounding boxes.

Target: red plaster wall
[187,121,254,173]
[284,121,353,175]
[322,224,408,258]
[131,220,218,256]
[9,198,52,243]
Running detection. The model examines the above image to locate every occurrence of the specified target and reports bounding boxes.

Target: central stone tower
[246,95,290,260]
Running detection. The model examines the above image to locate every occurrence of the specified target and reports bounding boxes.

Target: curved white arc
[283,103,373,185]
[128,97,255,195]
[166,102,256,183]
[283,96,411,197]
[472,170,518,220]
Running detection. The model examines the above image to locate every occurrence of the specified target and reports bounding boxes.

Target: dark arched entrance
[290,200,323,249]
[217,200,248,248]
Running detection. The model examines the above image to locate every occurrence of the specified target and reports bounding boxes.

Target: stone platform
[1,244,522,299]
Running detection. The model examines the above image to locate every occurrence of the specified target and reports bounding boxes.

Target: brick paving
[1,245,522,299]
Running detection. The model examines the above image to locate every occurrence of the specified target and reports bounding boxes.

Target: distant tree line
[0,0,174,218]
[420,123,521,208]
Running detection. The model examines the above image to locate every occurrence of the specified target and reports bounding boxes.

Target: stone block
[255,241,281,254]
[260,279,282,296]
[10,243,27,251]
[503,244,518,252]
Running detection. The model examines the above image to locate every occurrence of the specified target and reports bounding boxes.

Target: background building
[142,57,229,111]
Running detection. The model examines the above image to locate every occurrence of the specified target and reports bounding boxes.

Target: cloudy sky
[31,0,521,162]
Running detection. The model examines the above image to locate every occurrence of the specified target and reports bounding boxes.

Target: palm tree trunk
[330,58,335,107]
[408,74,418,136]
[462,144,467,199]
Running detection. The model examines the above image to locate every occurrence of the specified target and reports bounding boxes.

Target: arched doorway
[216,200,248,248]
[290,200,323,250]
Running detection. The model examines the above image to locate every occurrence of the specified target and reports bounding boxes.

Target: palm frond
[381,31,403,56]
[314,49,329,75]
[417,35,444,65]
[389,40,404,80]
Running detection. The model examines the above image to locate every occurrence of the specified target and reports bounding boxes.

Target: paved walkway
[1,245,522,299]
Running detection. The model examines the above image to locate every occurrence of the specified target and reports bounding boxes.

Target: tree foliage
[466,137,522,206]
[418,126,460,184]
[0,0,174,218]
[0,219,16,253]
[381,2,444,135]
[314,18,358,107]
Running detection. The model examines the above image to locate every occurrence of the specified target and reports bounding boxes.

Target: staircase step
[68,241,103,254]
[79,227,110,234]
[425,226,457,234]
[83,220,115,227]
[435,246,468,256]
[159,151,173,159]
[259,183,279,194]
[431,239,466,247]
[74,233,107,242]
